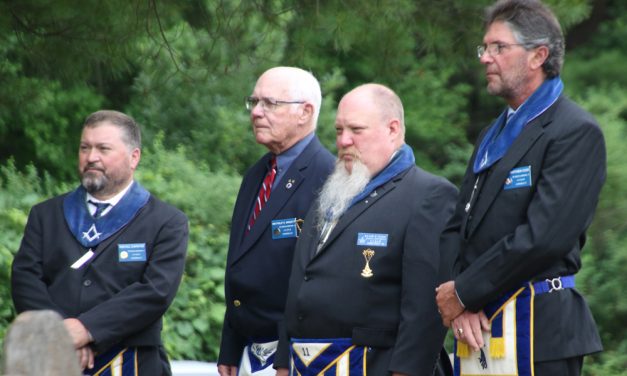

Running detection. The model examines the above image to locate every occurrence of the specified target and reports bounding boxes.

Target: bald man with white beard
[274,84,457,376]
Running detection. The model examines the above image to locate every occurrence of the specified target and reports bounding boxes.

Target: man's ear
[388,118,401,140]
[298,103,314,125]
[529,45,549,71]
[130,148,141,171]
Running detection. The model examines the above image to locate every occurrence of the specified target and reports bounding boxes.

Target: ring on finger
[457,327,463,336]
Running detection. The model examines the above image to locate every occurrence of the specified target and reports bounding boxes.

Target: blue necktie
[89,200,110,219]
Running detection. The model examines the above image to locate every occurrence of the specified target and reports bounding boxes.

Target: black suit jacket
[441,95,605,361]
[11,188,188,358]
[277,166,457,375]
[218,136,334,365]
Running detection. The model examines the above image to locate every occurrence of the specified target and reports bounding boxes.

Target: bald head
[335,83,405,176]
[343,83,405,140]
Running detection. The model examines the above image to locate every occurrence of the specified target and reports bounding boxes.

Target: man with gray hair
[12,110,189,375]
[436,1,605,375]
[2,310,81,376]
[275,83,457,375]
[218,67,334,376]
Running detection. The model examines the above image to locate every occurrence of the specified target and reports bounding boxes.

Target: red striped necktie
[247,156,277,233]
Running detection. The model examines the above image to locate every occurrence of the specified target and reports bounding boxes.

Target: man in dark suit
[436,1,605,375]
[218,67,335,376]
[274,83,457,376]
[11,110,189,376]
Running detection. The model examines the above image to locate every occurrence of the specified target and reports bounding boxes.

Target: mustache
[338,150,360,160]
[83,164,104,173]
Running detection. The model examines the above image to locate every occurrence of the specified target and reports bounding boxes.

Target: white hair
[264,66,322,127]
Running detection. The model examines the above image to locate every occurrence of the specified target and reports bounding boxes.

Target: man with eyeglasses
[436,1,605,376]
[218,66,334,376]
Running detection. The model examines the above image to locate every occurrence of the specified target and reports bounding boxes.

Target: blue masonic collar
[64,182,150,248]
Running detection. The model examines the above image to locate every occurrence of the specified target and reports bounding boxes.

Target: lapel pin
[286,179,295,189]
[361,249,375,278]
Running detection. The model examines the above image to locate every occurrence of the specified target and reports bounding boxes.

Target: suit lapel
[230,137,324,265]
[238,166,305,253]
[232,155,271,249]
[465,109,552,238]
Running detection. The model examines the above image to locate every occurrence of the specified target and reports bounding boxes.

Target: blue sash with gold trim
[454,284,534,376]
[290,338,366,376]
[84,346,137,376]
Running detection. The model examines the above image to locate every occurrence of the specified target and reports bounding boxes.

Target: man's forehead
[81,123,124,142]
[253,72,292,95]
[484,21,515,42]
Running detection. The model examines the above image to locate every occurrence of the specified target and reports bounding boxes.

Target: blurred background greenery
[0,0,625,373]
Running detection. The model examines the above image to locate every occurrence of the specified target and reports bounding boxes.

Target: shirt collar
[274,132,315,181]
[86,180,135,207]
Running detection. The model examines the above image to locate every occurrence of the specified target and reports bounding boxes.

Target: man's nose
[336,132,353,148]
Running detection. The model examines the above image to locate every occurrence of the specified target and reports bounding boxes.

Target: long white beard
[316,159,370,229]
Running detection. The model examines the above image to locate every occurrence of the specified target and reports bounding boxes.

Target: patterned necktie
[247,156,277,232]
[89,200,111,219]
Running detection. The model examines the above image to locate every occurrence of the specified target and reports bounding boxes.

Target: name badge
[272,218,298,239]
[504,165,532,190]
[118,243,147,262]
[357,232,388,247]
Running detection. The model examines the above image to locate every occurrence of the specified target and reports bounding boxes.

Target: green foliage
[573,86,627,375]
[0,160,69,350]
[135,138,241,361]
[0,0,184,82]
[1,0,626,371]
[0,35,105,180]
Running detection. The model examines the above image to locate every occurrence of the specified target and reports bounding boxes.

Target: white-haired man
[218,67,335,376]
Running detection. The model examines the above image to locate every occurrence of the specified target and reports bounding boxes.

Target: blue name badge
[357,232,388,247]
[118,243,147,262]
[504,165,532,190]
[272,218,298,239]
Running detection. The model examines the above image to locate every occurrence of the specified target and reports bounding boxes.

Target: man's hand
[435,280,465,326]
[452,310,490,352]
[76,345,95,370]
[63,318,91,348]
[218,364,238,376]
[276,367,289,376]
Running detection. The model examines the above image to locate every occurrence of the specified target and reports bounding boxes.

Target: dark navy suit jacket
[11,190,188,372]
[441,95,605,361]
[218,135,334,365]
[276,165,457,375]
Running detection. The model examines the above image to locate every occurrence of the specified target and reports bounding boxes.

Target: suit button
[304,275,310,281]
[233,300,241,307]
[83,279,92,287]
[297,315,304,321]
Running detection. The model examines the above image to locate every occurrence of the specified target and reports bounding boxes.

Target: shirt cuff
[455,287,466,309]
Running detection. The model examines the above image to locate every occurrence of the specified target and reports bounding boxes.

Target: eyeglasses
[477,42,528,58]
[245,96,305,112]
